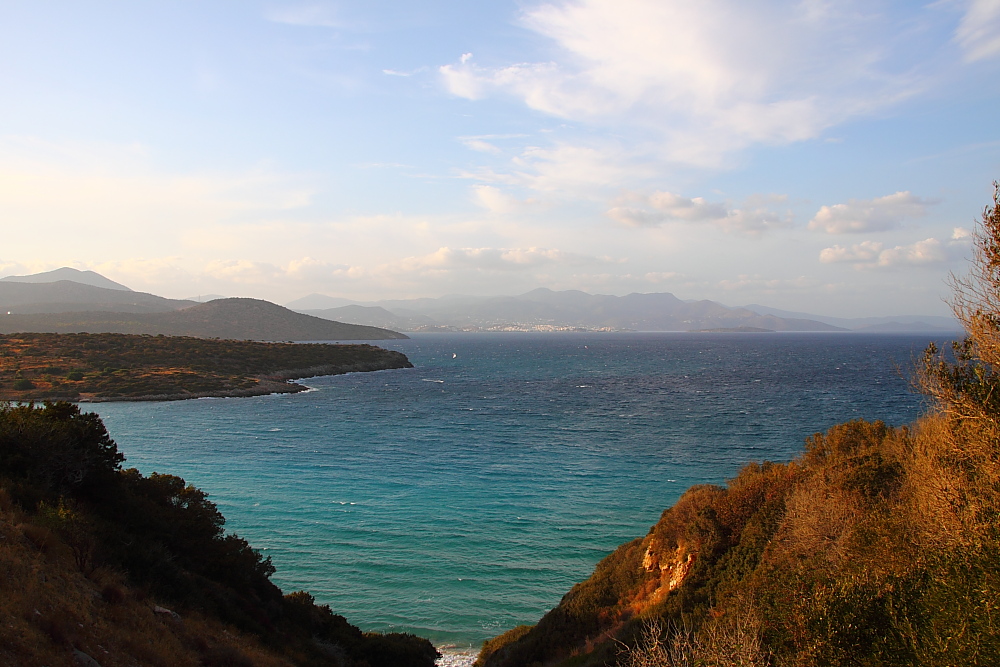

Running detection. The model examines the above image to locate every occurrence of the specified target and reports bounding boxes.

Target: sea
[88,332,951,664]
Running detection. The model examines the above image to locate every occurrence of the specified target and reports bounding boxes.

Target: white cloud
[203,257,363,285]
[472,185,522,213]
[808,191,936,234]
[265,5,349,28]
[608,191,791,234]
[818,240,884,264]
[462,142,653,195]
[955,0,1000,62]
[382,66,428,77]
[644,271,682,283]
[462,138,503,154]
[819,229,971,269]
[441,0,922,166]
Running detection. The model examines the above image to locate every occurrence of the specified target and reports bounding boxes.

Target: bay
[89,332,946,653]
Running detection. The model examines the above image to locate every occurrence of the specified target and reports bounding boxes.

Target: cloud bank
[819,228,971,269]
[442,0,925,166]
[608,191,791,234]
[808,191,937,234]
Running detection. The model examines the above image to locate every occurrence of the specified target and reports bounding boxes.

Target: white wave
[436,646,478,667]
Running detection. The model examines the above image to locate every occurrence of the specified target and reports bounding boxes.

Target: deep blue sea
[88,332,948,658]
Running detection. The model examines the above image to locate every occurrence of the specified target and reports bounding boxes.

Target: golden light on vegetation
[477,183,1000,667]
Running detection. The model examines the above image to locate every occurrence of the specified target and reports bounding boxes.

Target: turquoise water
[89,332,942,651]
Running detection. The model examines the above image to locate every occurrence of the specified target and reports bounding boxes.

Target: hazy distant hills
[742,304,962,332]
[0,270,406,341]
[1,267,961,337]
[0,298,408,341]
[0,281,192,314]
[291,288,964,333]
[294,288,849,333]
[1,267,132,291]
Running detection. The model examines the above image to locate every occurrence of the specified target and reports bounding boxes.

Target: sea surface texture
[91,332,945,654]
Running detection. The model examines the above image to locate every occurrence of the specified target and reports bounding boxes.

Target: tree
[919,182,1000,424]
[951,181,1000,368]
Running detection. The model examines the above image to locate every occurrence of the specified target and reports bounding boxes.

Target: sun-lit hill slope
[477,187,1000,667]
[0,297,408,341]
[477,414,1000,667]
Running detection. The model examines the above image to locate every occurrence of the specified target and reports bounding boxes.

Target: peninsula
[0,332,413,401]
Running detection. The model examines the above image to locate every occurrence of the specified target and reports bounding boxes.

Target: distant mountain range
[286,288,964,334]
[0,268,962,337]
[0,272,405,341]
[0,280,192,314]
[740,304,960,332]
[1,267,131,291]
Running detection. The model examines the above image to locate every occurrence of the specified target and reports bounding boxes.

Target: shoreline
[437,646,478,667]
[1,356,413,403]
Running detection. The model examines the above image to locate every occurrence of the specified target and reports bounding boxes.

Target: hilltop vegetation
[0,332,412,401]
[0,401,438,666]
[476,187,1000,667]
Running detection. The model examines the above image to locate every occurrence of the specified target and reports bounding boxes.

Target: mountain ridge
[0,298,407,341]
[0,269,406,340]
[1,267,132,291]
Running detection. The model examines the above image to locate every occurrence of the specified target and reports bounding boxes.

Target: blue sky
[1,0,998,316]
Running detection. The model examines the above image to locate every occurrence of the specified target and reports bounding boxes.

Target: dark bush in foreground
[0,401,438,666]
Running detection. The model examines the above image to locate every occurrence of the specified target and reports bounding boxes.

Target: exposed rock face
[641,541,696,602]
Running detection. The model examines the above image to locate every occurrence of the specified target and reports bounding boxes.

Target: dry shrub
[618,619,696,667]
[18,522,60,553]
[101,582,127,605]
[36,613,78,647]
[697,603,769,667]
[773,477,861,565]
[200,644,255,667]
[619,609,768,667]
[949,182,1000,368]
[0,487,14,513]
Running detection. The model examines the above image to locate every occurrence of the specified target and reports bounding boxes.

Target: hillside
[1,267,132,291]
[474,184,1000,667]
[0,281,191,314]
[0,402,438,666]
[0,332,413,401]
[0,298,408,341]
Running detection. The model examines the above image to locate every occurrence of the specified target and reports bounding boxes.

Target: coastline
[2,362,413,403]
[74,361,411,402]
[437,647,478,666]
[0,332,413,403]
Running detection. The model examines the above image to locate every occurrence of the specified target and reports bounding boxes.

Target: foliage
[0,401,437,666]
[481,186,1000,666]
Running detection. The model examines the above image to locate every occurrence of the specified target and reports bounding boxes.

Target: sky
[1,1,999,317]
